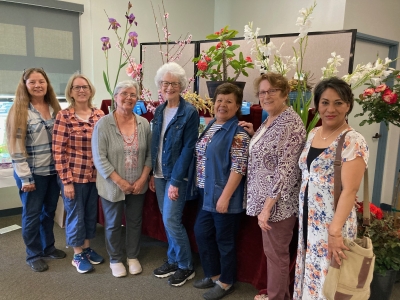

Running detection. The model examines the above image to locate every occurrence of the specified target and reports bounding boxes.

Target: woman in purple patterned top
[239,73,306,300]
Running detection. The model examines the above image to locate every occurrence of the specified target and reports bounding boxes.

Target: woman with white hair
[92,80,152,277]
[149,62,199,287]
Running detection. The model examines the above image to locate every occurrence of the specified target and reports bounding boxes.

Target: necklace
[319,122,346,140]
[114,112,136,144]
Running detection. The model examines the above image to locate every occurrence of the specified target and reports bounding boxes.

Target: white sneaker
[127,258,142,275]
[110,262,127,277]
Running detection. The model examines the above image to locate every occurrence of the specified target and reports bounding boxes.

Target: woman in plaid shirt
[52,74,104,274]
[6,68,66,272]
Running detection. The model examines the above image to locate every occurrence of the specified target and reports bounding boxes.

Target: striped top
[11,103,57,185]
[52,107,104,185]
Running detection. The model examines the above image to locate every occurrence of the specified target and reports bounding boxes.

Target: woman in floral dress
[293,77,369,300]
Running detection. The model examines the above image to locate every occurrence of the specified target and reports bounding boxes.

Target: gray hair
[154,62,188,92]
[113,80,140,98]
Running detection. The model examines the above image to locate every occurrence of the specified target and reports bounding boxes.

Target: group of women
[7,63,368,300]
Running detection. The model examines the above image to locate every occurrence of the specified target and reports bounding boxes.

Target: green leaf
[242,70,249,77]
[227,45,240,51]
[230,60,240,70]
[103,71,112,96]
[120,61,128,69]
[206,34,219,40]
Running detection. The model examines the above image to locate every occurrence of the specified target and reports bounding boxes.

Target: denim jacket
[151,97,199,188]
[188,116,248,213]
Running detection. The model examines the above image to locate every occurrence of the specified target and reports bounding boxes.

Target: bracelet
[328,233,342,238]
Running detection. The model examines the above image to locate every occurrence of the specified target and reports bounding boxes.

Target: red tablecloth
[98,100,297,292]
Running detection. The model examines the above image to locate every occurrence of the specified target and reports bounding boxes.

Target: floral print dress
[293,127,369,300]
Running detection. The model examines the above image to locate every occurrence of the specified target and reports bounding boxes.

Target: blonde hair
[65,73,96,108]
[6,68,61,156]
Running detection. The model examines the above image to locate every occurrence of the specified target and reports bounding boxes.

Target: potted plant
[193,26,254,97]
[354,69,400,128]
[357,202,400,300]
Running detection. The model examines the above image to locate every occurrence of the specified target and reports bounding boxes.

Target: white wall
[344,0,400,204]
[214,0,346,35]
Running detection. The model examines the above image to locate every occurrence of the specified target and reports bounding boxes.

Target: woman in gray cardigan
[92,80,151,278]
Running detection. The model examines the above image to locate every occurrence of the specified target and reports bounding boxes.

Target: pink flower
[245,56,252,62]
[382,88,398,104]
[197,61,208,71]
[363,88,375,97]
[214,31,220,35]
[204,55,211,62]
[216,42,222,49]
[227,40,232,46]
[375,84,387,93]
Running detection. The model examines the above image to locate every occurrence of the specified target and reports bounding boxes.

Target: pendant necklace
[319,122,346,140]
[114,112,136,144]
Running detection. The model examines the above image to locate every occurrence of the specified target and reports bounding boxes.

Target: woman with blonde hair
[53,73,104,274]
[6,68,66,272]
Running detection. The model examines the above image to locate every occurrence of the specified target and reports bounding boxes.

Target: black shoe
[27,259,48,272]
[203,284,235,300]
[168,268,195,287]
[193,277,215,289]
[44,249,66,259]
[153,261,178,278]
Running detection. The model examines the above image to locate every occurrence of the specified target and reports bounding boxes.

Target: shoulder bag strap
[334,130,370,226]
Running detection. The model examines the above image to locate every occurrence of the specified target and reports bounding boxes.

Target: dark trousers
[194,194,241,285]
[14,172,60,262]
[262,214,296,300]
[101,194,145,263]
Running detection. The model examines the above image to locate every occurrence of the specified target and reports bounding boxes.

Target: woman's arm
[216,171,243,213]
[132,166,152,194]
[328,156,366,264]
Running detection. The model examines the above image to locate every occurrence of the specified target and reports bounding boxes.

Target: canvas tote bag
[323,130,375,300]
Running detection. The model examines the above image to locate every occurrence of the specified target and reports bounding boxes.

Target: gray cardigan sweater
[92,112,152,202]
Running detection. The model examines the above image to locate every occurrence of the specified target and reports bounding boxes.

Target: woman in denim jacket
[149,62,199,287]
[192,83,250,300]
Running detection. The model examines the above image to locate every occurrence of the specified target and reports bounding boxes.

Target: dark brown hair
[213,82,243,118]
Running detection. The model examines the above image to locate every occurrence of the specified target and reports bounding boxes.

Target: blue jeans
[194,190,241,284]
[14,172,60,262]
[59,180,98,247]
[154,178,193,270]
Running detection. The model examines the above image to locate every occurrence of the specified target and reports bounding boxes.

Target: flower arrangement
[101,1,141,109]
[183,92,214,116]
[245,1,400,132]
[244,1,318,134]
[193,26,254,81]
[357,202,400,274]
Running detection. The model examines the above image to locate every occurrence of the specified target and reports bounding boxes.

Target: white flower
[299,8,307,15]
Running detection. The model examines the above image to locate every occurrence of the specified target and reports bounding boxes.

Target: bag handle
[334,130,370,226]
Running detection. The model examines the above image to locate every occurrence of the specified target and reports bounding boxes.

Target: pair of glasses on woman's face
[161,81,180,88]
[71,85,90,91]
[256,88,281,98]
[120,92,137,99]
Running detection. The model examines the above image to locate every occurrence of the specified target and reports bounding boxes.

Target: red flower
[227,40,232,46]
[204,56,211,62]
[363,88,375,97]
[397,74,400,79]
[375,84,387,93]
[214,31,220,35]
[245,56,252,62]
[382,88,398,104]
[216,42,222,50]
[357,202,383,220]
[197,61,208,71]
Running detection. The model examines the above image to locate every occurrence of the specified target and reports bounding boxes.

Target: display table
[97,100,297,292]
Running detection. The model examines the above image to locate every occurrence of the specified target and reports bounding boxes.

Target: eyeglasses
[257,89,281,98]
[71,85,90,91]
[161,81,180,88]
[120,92,137,99]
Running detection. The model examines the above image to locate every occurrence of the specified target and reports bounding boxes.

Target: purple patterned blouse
[246,107,306,222]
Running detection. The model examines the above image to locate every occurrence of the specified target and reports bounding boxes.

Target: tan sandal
[254,294,268,300]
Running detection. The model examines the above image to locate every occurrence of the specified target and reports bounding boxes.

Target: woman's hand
[327,233,350,266]
[132,178,146,194]
[21,183,36,193]
[63,183,75,200]
[149,176,156,192]
[238,121,255,136]
[168,185,179,201]
[216,197,229,213]
[117,179,133,194]
[258,208,272,231]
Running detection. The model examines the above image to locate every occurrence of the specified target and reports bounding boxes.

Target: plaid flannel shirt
[52,107,104,185]
[11,103,57,186]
